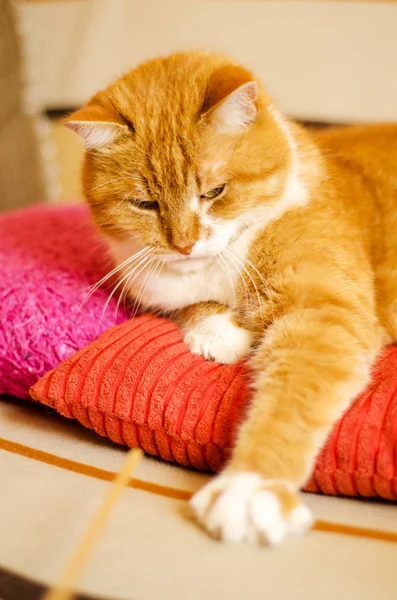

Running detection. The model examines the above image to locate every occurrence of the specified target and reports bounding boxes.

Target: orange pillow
[30,315,397,500]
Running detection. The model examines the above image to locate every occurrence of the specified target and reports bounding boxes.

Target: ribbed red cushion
[30,315,397,500]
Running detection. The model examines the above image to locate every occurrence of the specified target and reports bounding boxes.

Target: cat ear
[206,81,258,134]
[64,104,129,149]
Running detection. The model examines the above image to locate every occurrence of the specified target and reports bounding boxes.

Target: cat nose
[173,240,195,255]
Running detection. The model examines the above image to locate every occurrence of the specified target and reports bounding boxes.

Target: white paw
[190,473,313,545]
[184,311,252,364]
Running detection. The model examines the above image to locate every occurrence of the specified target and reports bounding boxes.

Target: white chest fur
[110,240,237,312]
[109,180,307,314]
[140,260,234,311]
[109,212,268,313]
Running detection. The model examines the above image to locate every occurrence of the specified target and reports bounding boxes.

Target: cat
[65,50,397,546]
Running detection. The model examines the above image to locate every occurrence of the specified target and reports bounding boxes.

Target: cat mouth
[161,254,211,263]
[161,254,212,272]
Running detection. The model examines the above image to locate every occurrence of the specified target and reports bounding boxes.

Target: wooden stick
[43,448,143,600]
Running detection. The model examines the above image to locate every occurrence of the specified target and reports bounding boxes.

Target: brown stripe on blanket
[1,437,397,545]
[0,437,192,501]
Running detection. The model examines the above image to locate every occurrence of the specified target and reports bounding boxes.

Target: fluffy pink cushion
[0,204,129,398]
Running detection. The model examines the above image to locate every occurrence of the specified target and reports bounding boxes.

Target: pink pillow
[30,316,397,500]
[0,204,129,398]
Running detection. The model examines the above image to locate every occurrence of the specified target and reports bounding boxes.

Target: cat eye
[129,199,158,211]
[200,184,226,200]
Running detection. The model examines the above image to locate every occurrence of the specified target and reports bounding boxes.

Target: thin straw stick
[43,448,143,600]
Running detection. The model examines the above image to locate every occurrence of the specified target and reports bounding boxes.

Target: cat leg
[175,302,253,364]
[191,303,381,544]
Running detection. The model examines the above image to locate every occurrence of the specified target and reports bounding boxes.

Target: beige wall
[22,0,397,123]
[24,0,397,201]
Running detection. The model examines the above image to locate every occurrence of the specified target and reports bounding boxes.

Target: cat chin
[163,256,212,274]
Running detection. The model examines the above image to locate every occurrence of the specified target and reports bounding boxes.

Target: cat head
[65,51,300,272]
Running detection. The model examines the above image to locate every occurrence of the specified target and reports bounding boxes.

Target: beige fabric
[0,395,396,600]
[0,0,46,212]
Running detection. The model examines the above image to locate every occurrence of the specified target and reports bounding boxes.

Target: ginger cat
[66,51,397,546]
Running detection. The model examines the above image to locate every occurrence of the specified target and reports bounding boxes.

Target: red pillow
[30,315,397,500]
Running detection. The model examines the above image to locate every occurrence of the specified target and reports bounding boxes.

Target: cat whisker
[79,259,133,311]
[223,246,265,330]
[97,249,154,330]
[114,252,157,320]
[81,248,149,300]
[242,254,276,320]
[119,257,142,315]
[86,176,136,193]
[148,259,165,310]
[214,253,237,310]
[79,247,150,310]
[116,264,135,318]
[130,255,161,319]
[141,258,165,316]
[116,246,160,317]
[221,247,252,315]
[119,169,146,184]
[97,190,135,228]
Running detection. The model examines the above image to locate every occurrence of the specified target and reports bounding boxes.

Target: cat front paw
[183,311,252,364]
[190,473,313,545]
